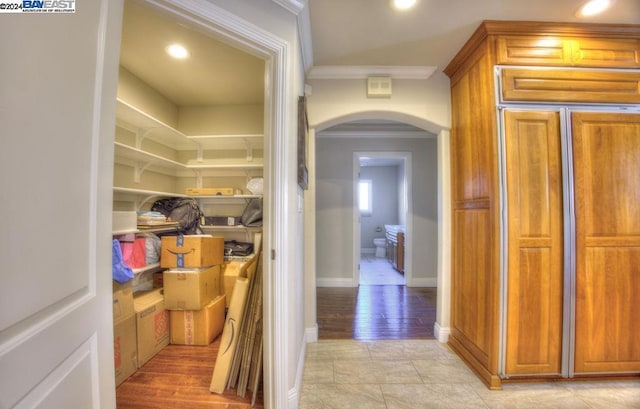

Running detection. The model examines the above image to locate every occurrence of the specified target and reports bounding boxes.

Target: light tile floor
[360,253,405,285]
[299,339,640,409]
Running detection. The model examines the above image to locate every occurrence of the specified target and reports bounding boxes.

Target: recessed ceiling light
[577,0,612,17]
[165,43,189,59]
[392,0,417,11]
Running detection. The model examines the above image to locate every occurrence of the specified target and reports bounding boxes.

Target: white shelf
[200,225,261,231]
[194,194,261,199]
[187,134,263,150]
[114,142,184,177]
[116,98,264,152]
[112,229,138,235]
[131,262,163,276]
[116,99,196,151]
[113,186,188,198]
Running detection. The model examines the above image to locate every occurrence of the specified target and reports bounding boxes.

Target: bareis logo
[0,0,75,13]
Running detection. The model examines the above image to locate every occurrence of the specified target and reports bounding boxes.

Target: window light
[359,179,373,216]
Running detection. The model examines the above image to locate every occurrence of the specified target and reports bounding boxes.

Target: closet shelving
[113,98,264,240]
[113,97,264,203]
[114,98,263,184]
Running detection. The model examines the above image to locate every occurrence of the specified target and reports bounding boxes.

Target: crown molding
[297,2,314,72]
[308,65,437,80]
[271,0,305,15]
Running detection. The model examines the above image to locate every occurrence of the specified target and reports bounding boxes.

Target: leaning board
[209,276,250,393]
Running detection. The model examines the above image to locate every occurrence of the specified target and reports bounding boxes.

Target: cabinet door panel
[504,110,564,375]
[572,112,640,374]
[497,36,570,66]
[501,68,640,104]
[572,38,640,68]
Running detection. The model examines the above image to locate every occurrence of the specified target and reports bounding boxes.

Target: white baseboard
[305,324,318,343]
[316,277,356,287]
[434,322,450,343]
[289,335,307,409]
[408,277,437,287]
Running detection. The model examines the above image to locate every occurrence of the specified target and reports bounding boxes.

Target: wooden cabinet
[500,68,640,104]
[572,112,640,374]
[385,229,405,273]
[496,35,640,68]
[503,110,564,376]
[445,20,640,389]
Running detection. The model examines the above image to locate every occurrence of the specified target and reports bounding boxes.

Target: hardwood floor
[116,339,263,409]
[117,285,434,407]
[317,285,437,340]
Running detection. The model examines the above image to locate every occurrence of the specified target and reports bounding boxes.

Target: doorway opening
[112,0,291,408]
[355,152,411,286]
[314,118,439,341]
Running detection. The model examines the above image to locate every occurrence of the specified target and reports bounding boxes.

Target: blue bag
[112,239,134,283]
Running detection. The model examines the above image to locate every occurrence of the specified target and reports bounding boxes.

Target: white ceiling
[119,1,264,107]
[119,0,639,109]
[309,0,640,70]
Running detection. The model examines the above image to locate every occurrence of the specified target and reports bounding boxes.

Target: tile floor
[360,253,405,285]
[299,339,640,409]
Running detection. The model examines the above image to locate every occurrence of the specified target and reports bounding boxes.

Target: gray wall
[360,166,399,251]
[316,137,438,286]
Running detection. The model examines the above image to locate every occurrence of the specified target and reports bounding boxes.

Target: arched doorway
[304,111,451,343]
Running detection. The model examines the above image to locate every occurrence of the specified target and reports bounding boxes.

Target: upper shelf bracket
[136,128,156,149]
[245,138,253,162]
[192,169,203,188]
[134,161,153,183]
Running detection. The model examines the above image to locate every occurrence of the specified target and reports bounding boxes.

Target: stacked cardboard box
[133,288,170,367]
[161,235,226,346]
[113,281,137,386]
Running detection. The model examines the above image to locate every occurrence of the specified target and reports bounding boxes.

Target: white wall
[316,137,438,284]
[201,0,308,406]
[305,72,451,338]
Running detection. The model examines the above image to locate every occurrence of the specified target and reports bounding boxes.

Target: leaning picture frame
[297,95,309,190]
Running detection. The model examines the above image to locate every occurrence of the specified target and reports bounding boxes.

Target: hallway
[310,286,640,408]
[299,339,640,408]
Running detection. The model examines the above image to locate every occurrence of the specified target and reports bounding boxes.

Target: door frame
[129,1,291,407]
[353,151,412,286]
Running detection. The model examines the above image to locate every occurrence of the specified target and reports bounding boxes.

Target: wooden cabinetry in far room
[445,20,640,389]
[385,228,405,273]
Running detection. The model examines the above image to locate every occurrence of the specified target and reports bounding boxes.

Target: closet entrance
[112,1,271,406]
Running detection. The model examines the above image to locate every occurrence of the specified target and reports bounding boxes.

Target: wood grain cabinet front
[496,35,640,68]
[446,20,640,389]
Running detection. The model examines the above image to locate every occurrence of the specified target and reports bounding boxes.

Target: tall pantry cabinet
[444,21,640,389]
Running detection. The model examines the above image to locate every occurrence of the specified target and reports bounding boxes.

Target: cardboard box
[161,235,224,268]
[114,314,137,386]
[153,271,164,288]
[134,288,170,367]
[210,277,250,393]
[163,265,221,310]
[222,261,245,308]
[221,254,258,307]
[170,295,226,346]
[113,280,135,324]
[185,187,234,196]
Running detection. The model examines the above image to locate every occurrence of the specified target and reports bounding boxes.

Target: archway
[304,110,451,343]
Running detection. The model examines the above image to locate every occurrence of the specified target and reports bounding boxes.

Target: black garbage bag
[151,197,203,234]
